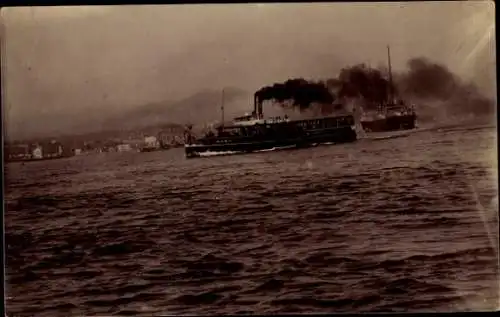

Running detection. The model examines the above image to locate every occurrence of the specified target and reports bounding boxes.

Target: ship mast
[387,45,394,104]
[221,88,225,127]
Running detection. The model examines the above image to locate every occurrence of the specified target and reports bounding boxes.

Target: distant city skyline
[2,2,495,139]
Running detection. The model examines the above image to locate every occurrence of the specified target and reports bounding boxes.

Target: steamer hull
[185,116,357,158]
[361,113,416,132]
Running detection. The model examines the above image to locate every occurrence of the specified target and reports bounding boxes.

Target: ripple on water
[4,127,499,315]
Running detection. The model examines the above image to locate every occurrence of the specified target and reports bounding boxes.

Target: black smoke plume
[255,78,335,111]
[326,64,395,109]
[396,57,494,118]
[254,65,397,113]
[340,65,391,100]
[255,57,494,120]
[398,57,458,100]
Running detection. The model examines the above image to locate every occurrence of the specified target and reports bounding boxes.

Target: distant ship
[360,102,417,132]
[184,90,357,158]
[359,46,417,133]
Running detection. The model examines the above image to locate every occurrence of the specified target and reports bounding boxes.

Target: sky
[1,2,496,139]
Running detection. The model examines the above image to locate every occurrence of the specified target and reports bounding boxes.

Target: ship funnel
[253,94,257,116]
[253,94,263,119]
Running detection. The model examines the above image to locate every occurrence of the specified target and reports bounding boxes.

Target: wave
[5,126,497,316]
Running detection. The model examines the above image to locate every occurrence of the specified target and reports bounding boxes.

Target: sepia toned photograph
[2,2,498,316]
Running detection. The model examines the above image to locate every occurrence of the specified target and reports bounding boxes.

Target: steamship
[360,46,417,133]
[184,92,357,158]
[360,102,416,132]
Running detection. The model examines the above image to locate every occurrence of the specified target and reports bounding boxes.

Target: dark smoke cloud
[256,57,495,121]
[398,57,458,99]
[327,64,395,107]
[255,78,335,111]
[396,57,495,117]
[254,65,397,114]
[331,58,494,118]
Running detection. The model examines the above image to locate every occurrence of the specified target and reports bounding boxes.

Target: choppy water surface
[5,125,499,316]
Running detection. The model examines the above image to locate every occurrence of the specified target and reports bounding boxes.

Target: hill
[102,86,250,130]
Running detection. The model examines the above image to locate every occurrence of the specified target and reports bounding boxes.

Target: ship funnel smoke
[254,65,398,115]
[254,78,335,112]
[253,57,494,123]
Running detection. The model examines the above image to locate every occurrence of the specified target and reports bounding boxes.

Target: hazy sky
[1,2,495,139]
